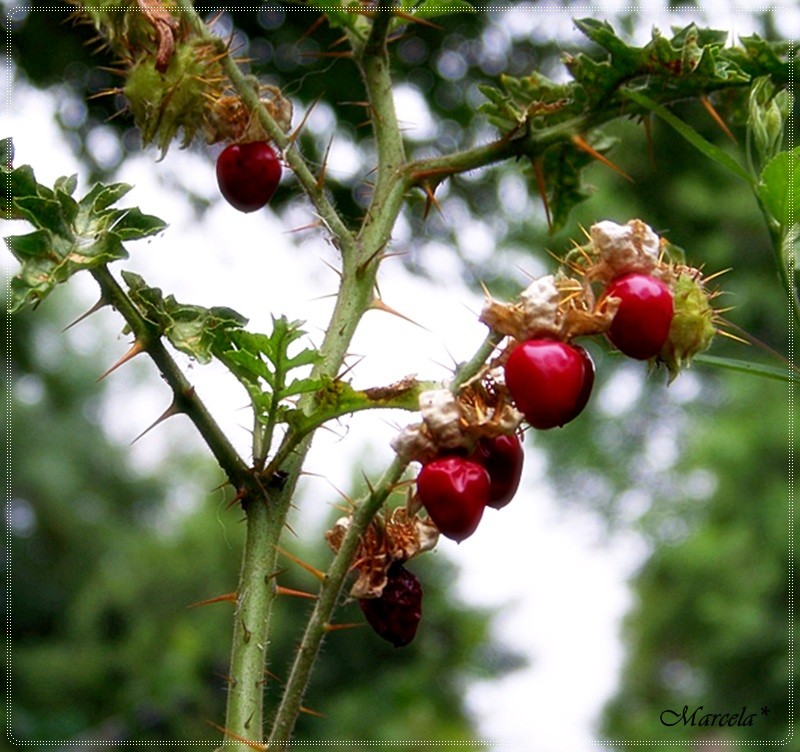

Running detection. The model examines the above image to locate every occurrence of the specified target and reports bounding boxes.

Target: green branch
[90,266,251,487]
[265,326,507,749]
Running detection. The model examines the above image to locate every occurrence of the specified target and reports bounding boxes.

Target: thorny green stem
[267,327,503,749]
[268,455,407,748]
[89,266,251,487]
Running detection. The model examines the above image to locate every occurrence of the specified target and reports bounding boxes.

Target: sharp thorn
[701,95,737,144]
[531,157,552,232]
[205,722,268,751]
[323,621,364,632]
[284,219,325,236]
[288,94,324,145]
[369,298,429,331]
[188,592,238,609]
[62,296,109,332]
[274,546,326,582]
[642,114,656,167]
[316,136,334,190]
[299,705,326,718]
[275,585,318,600]
[570,134,633,182]
[130,399,182,445]
[97,339,146,382]
[333,355,366,383]
[225,487,247,510]
[361,470,376,496]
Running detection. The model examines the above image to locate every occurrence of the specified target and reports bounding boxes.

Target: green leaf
[122,270,248,363]
[623,88,753,184]
[757,148,799,230]
[108,207,167,240]
[694,354,797,383]
[5,230,52,260]
[4,168,168,311]
[215,317,323,429]
[87,182,134,212]
[14,195,73,237]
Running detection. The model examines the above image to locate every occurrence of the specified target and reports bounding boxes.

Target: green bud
[660,271,716,380]
[123,41,223,156]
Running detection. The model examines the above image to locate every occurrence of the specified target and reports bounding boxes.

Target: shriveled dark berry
[358,563,422,648]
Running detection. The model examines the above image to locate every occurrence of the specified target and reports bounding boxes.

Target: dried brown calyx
[325,507,439,600]
[390,379,522,466]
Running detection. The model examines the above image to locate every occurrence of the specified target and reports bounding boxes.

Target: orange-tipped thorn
[130,399,182,445]
[276,585,317,600]
[188,592,238,609]
[324,621,365,632]
[532,157,553,231]
[225,487,247,510]
[96,339,146,382]
[275,546,326,582]
[421,182,443,220]
[642,114,656,167]
[316,136,334,190]
[369,298,429,331]
[206,722,267,751]
[571,134,633,182]
[61,296,108,332]
[701,95,737,144]
[288,94,324,146]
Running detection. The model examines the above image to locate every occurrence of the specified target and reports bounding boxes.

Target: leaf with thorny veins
[3,149,166,312]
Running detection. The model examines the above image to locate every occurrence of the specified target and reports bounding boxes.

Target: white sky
[4,5,791,749]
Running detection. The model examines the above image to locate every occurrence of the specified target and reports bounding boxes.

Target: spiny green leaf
[5,165,167,311]
[122,270,248,363]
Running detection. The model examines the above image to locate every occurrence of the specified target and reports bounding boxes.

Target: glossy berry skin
[469,434,524,510]
[504,339,595,430]
[416,456,489,542]
[216,141,281,213]
[359,563,422,648]
[603,273,674,360]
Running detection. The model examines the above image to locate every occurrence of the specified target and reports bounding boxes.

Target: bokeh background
[3,2,795,749]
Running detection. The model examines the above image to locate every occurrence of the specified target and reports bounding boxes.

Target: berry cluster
[401,219,718,544]
[333,219,719,646]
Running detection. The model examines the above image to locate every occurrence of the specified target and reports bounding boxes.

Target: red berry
[603,273,674,360]
[469,434,524,510]
[504,339,594,430]
[416,456,489,542]
[216,141,281,213]
[359,563,422,648]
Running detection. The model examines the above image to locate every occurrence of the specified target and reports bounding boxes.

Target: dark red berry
[469,434,524,510]
[504,339,595,430]
[216,141,281,213]
[416,456,489,542]
[602,273,674,360]
[358,563,422,648]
